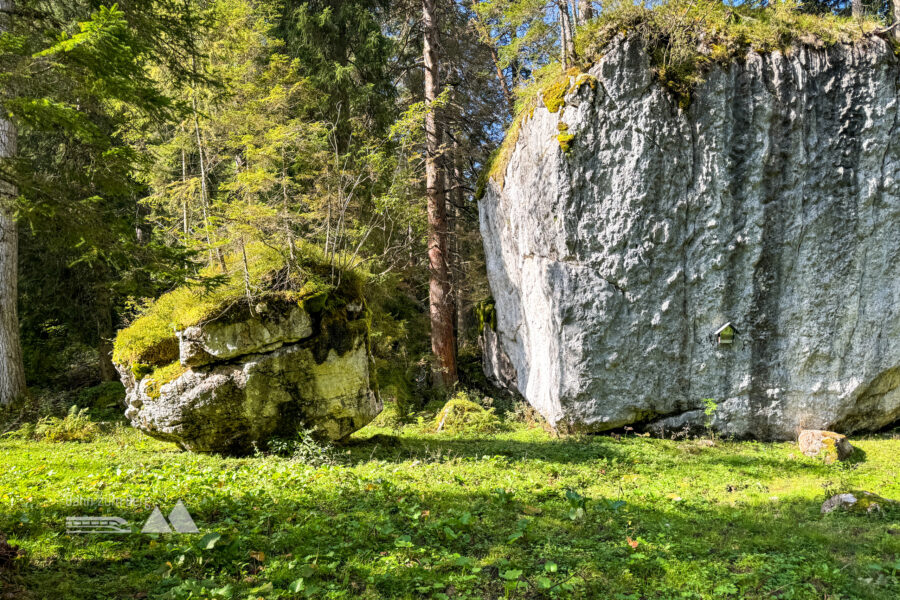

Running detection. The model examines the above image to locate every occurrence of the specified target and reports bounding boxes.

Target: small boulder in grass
[798,430,854,463]
[821,491,897,515]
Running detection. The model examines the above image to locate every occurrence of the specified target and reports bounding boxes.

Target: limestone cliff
[479,37,900,440]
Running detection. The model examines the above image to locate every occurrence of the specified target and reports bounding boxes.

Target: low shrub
[267,429,335,465]
[19,406,103,443]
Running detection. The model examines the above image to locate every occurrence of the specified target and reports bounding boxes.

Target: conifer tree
[0,0,26,405]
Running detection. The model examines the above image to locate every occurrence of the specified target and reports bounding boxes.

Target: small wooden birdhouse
[715,322,738,345]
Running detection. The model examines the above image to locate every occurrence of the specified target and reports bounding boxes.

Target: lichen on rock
[821,491,898,515]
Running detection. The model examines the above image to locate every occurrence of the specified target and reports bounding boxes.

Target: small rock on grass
[821,491,897,515]
[798,430,854,463]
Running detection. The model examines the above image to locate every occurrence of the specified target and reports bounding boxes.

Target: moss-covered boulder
[821,491,898,515]
[433,394,503,434]
[113,245,381,453]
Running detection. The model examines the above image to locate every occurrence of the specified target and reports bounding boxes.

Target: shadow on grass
[343,431,836,478]
[2,480,899,600]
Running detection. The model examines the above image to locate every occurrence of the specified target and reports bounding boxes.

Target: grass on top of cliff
[578,0,885,102]
[112,242,366,369]
[1,413,899,600]
[481,0,887,193]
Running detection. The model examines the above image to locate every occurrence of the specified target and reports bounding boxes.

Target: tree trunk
[95,284,117,382]
[558,1,575,68]
[892,0,900,41]
[558,2,569,68]
[851,0,863,17]
[510,29,522,87]
[473,15,514,118]
[577,0,593,25]
[0,0,27,406]
[192,95,226,273]
[181,124,189,236]
[450,139,469,340]
[423,0,457,388]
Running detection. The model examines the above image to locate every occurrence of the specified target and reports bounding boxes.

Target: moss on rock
[433,393,503,435]
[475,299,496,334]
[143,361,188,400]
[576,0,882,107]
[481,1,886,194]
[113,242,366,375]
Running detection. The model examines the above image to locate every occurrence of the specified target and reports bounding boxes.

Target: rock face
[116,301,381,453]
[480,37,900,440]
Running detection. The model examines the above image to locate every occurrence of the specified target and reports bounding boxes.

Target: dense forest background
[1,0,897,417]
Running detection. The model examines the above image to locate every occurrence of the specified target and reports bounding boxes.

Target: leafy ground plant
[0,421,898,599]
[6,405,103,443]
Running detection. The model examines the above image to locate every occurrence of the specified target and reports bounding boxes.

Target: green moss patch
[113,242,366,372]
[143,361,187,399]
[479,66,598,195]
[557,122,575,153]
[576,0,883,106]
[433,393,503,434]
[475,299,496,334]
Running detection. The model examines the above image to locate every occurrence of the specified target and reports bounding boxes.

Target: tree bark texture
[0,0,27,405]
[577,0,593,25]
[892,0,900,41]
[423,0,457,388]
[95,284,117,382]
[558,1,575,68]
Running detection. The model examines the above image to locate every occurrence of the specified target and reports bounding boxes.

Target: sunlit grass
[1,420,898,598]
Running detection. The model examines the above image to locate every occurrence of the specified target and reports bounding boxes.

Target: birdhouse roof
[715,322,737,335]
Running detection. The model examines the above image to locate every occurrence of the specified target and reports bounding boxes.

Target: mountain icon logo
[141,500,200,534]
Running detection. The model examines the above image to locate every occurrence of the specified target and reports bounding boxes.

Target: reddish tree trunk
[424,0,457,388]
[0,0,27,406]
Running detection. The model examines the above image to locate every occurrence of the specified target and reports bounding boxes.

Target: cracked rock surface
[480,37,900,440]
[117,303,381,453]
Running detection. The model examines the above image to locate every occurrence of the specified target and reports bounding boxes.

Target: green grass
[1,419,898,599]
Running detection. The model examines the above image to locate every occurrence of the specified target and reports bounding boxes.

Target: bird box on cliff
[715,322,737,345]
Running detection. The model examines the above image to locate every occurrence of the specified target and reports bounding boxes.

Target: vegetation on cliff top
[112,243,366,369]
[579,0,884,102]
[481,0,886,192]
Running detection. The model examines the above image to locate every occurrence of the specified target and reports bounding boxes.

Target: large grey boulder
[480,37,900,439]
[178,303,313,367]
[117,301,381,453]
